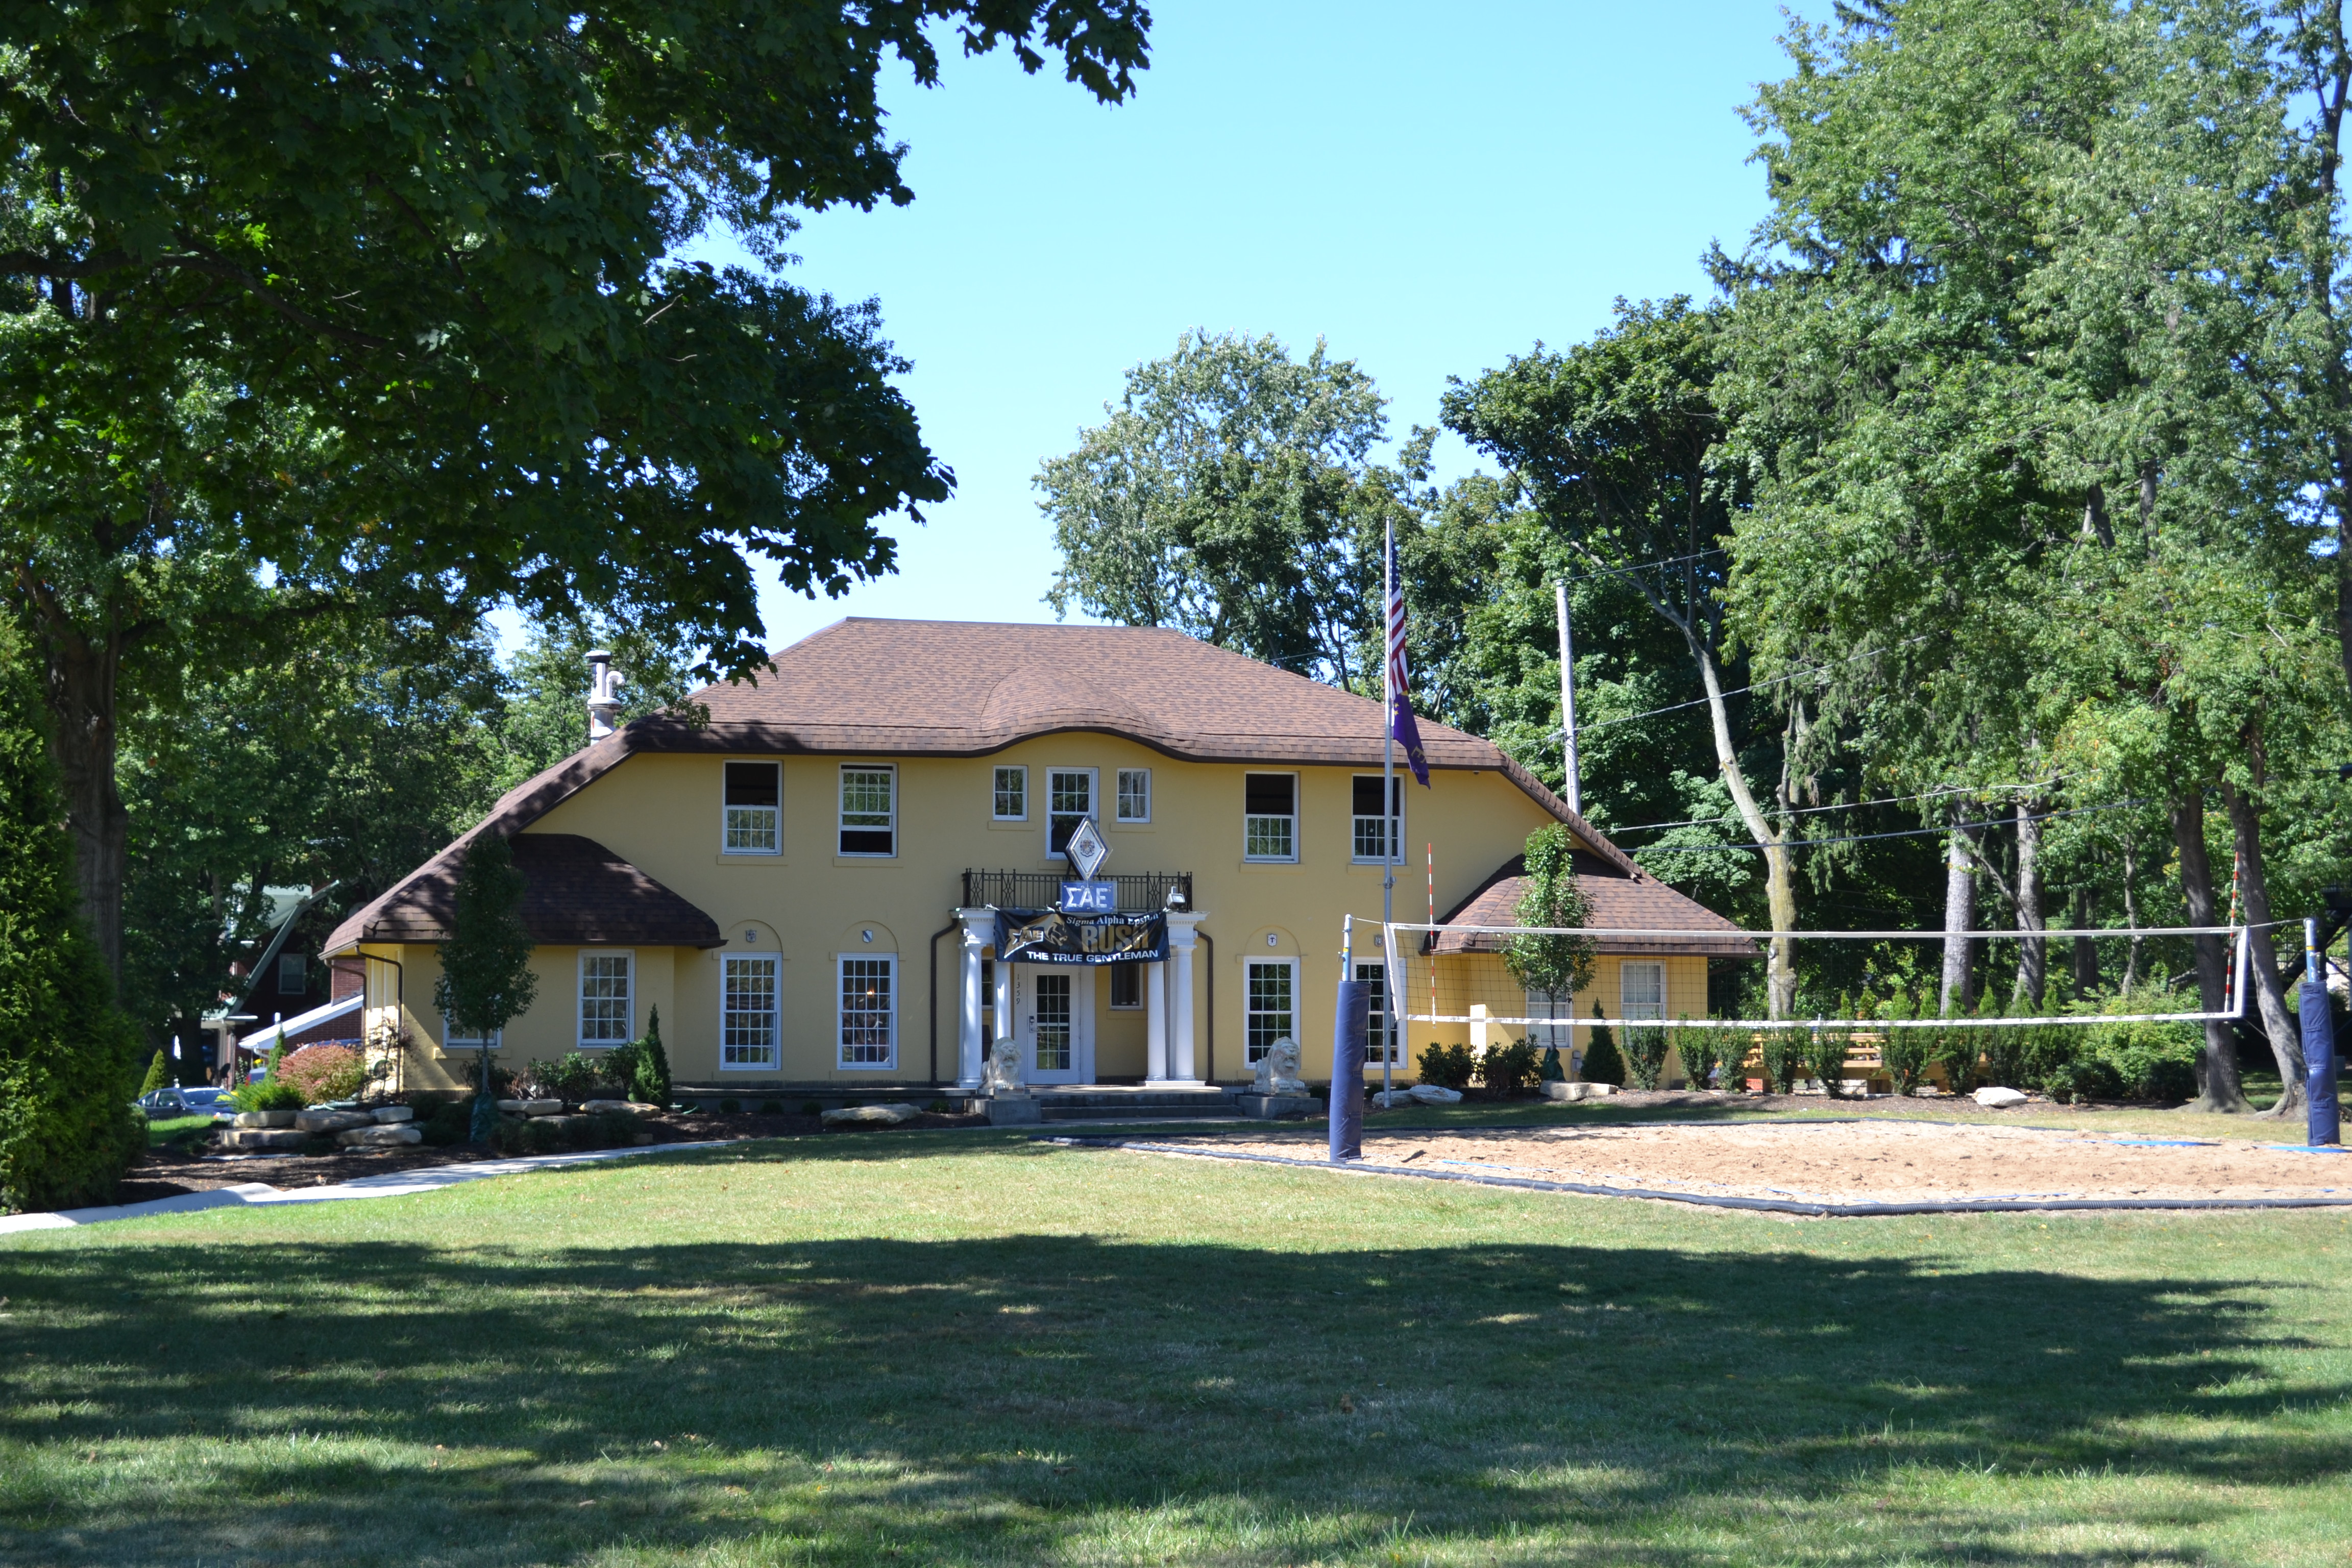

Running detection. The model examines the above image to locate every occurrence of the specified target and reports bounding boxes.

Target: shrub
[757,1098,784,1114]
[1760,1030,1804,1094]
[420,1100,471,1146]
[1930,1012,1982,1094]
[1718,1030,1756,1091]
[1675,1019,1722,1094]
[1621,1022,1670,1091]
[1580,1013,1625,1086]
[1806,1016,1850,1098]
[138,1051,170,1099]
[228,1077,307,1113]
[1879,992,1930,1095]
[530,1052,618,1104]
[1415,1041,1475,1090]
[800,1100,822,1117]
[719,1096,742,1113]
[277,1044,365,1105]
[1979,994,2029,1088]
[1478,1037,1541,1097]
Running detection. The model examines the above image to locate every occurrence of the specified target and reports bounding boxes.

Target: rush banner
[994,908,1167,966]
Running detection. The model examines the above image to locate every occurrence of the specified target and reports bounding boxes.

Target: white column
[1145,960,1170,1084]
[955,909,992,1088]
[994,945,1014,1048]
[1168,914,1203,1084]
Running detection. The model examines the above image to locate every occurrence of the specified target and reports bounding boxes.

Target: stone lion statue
[984,1037,1026,1095]
[1253,1036,1307,1096]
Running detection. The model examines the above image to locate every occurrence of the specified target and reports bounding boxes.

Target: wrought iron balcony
[962,869,1192,915]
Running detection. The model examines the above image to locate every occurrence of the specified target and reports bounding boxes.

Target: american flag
[1386,529,1430,788]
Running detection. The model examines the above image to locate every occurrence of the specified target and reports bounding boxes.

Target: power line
[1626,798,2142,856]
[1560,546,1727,587]
[1604,779,2069,838]
[1559,634,1936,737]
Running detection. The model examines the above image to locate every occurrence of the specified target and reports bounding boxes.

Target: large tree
[1,0,1150,979]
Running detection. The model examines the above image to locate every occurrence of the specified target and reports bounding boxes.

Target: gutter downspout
[927,919,958,1087]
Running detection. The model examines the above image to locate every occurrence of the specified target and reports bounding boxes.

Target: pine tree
[137,1051,170,1098]
[1581,1004,1625,1087]
[0,632,144,1212]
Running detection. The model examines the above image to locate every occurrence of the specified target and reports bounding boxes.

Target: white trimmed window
[721,955,779,1069]
[277,953,306,994]
[1110,962,1142,1010]
[1620,961,1665,1022]
[1244,773,1296,862]
[1358,961,1398,1065]
[443,1015,501,1050]
[1048,768,1096,856]
[839,954,896,1068]
[1116,768,1152,822]
[579,952,634,1046]
[1246,958,1296,1064]
[993,765,1027,821]
[1526,990,1574,1054]
[1352,774,1403,863]
[839,765,896,856]
[723,761,781,853]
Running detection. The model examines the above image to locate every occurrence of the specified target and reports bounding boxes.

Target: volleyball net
[1376,921,2253,1031]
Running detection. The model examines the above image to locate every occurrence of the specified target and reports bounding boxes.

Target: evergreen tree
[432,834,538,1142]
[0,633,143,1212]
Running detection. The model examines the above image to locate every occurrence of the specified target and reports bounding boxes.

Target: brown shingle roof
[324,834,722,953]
[1429,855,1757,958]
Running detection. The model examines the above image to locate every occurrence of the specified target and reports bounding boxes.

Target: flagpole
[1382,514,1397,1102]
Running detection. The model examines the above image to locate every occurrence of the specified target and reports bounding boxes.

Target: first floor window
[1117,768,1152,822]
[1110,962,1143,1010]
[1352,774,1403,863]
[840,955,896,1067]
[1526,990,1574,1055]
[1357,961,1397,1065]
[443,1015,501,1050]
[840,765,896,855]
[1244,773,1296,861]
[724,761,781,853]
[722,957,779,1068]
[1620,961,1665,1022]
[993,765,1027,820]
[580,952,634,1045]
[1246,959,1296,1064]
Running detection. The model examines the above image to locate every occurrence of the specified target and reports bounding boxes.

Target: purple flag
[1386,532,1430,788]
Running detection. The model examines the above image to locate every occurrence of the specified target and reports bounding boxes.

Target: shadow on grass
[1,1221,2339,1564]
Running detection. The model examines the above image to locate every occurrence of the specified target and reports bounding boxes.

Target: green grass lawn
[141,1114,218,1150]
[5,1118,2351,1566]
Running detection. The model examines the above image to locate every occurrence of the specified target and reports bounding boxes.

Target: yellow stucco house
[324,620,1744,1096]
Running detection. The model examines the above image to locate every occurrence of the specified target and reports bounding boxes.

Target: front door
[1017,965,1092,1084]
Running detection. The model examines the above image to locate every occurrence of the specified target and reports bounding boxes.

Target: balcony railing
[962,869,1192,915]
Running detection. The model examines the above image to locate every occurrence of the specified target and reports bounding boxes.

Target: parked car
[137,1086,232,1120]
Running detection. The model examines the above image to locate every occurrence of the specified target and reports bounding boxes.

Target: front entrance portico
[955,905,1205,1089]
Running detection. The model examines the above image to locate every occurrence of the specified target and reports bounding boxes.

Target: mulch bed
[108,1106,987,1206]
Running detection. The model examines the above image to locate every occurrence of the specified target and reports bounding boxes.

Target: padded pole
[1331,978,1369,1162]
[2305,919,2341,1147]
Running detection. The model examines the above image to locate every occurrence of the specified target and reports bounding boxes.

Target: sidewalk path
[0,1141,736,1236]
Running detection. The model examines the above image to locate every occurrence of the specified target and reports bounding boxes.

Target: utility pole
[1555,579,1581,816]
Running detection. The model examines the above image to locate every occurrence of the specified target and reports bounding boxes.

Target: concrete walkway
[0,1141,735,1237]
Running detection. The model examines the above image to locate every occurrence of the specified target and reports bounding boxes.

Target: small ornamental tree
[137,1050,170,1098]
[1503,826,1598,1041]
[433,834,538,1143]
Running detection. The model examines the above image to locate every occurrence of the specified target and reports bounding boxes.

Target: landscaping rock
[294,1109,372,1134]
[579,1099,654,1115]
[1542,1082,1619,1102]
[821,1102,921,1128]
[1973,1086,2029,1109]
[220,1127,306,1149]
[1407,1084,1463,1105]
[231,1110,297,1129]
[495,1098,564,1117]
[1370,1089,1417,1109]
[370,1105,414,1123]
[336,1124,424,1147]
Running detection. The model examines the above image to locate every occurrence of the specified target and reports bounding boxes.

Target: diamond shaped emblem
[1064,815,1111,879]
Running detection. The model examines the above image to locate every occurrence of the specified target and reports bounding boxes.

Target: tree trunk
[2221,779,2305,1119]
[1687,636,1796,1017]
[2122,838,2143,989]
[38,620,128,985]
[2013,799,2046,1007]
[2071,885,2099,999]
[1940,827,1975,1017]
[2171,791,2248,1112]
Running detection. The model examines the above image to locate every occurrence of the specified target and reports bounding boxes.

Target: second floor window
[1244,772,1296,861]
[277,953,306,994]
[839,766,896,855]
[1117,768,1151,822]
[993,765,1027,820]
[724,761,781,853]
[1352,774,1403,863]
[1048,768,1095,855]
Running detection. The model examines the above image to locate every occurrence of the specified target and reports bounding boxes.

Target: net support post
[2305,918,2341,1147]
[1331,978,1368,1162]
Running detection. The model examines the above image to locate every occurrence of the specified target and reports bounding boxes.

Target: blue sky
[686,2,1798,656]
